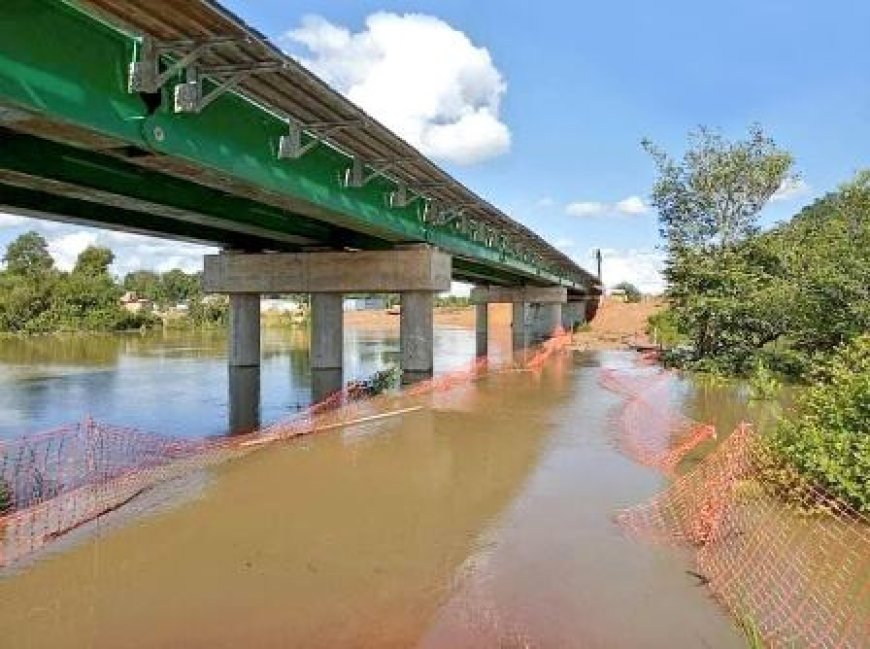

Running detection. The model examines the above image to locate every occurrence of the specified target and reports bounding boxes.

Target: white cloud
[48,232,99,271]
[0,212,25,228]
[614,195,649,215]
[535,197,555,208]
[286,13,510,165]
[554,238,575,250]
[577,247,665,294]
[0,215,215,276]
[771,177,811,202]
[565,201,606,217]
[566,195,649,218]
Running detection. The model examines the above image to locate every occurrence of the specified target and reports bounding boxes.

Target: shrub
[766,335,870,511]
[0,478,12,514]
[647,307,684,348]
[614,281,642,303]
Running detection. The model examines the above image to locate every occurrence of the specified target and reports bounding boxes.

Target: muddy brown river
[0,326,753,647]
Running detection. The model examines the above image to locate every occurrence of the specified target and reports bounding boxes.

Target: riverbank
[570,298,664,350]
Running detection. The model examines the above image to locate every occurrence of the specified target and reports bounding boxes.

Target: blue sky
[2,0,868,292]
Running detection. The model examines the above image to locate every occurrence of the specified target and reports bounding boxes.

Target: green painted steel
[0,0,585,290]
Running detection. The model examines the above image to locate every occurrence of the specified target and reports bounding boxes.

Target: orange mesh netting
[0,332,571,569]
[599,366,715,474]
[603,362,870,648]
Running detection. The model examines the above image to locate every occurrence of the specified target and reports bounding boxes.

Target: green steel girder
[0,130,376,249]
[0,183,282,251]
[0,0,580,289]
[0,131,548,277]
[0,182,524,286]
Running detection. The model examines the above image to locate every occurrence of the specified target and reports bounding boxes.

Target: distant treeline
[0,232,226,333]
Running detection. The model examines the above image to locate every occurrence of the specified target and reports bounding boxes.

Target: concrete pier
[562,301,585,332]
[228,293,260,433]
[400,291,435,384]
[471,285,568,353]
[205,247,451,421]
[512,302,531,351]
[310,293,343,402]
[538,303,563,340]
[475,303,488,358]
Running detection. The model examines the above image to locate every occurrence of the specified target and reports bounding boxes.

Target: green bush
[0,478,11,514]
[614,281,642,303]
[766,335,870,512]
[647,307,684,348]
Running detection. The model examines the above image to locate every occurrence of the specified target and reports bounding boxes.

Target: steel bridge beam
[0,0,588,291]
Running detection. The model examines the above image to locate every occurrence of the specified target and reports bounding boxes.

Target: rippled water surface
[0,325,750,647]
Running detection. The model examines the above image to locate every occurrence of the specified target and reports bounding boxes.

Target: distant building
[261,298,303,314]
[607,288,628,302]
[119,291,152,313]
[343,297,387,312]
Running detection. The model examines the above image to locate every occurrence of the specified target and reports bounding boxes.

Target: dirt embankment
[572,298,664,350]
[345,300,663,351]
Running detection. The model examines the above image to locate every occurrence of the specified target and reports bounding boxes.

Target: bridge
[0,0,601,430]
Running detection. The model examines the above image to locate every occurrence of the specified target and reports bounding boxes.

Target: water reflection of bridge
[0,0,601,431]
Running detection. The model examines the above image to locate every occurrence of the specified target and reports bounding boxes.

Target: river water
[0,325,487,440]
[0,323,751,647]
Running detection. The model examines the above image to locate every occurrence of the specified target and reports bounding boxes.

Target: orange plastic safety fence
[0,333,572,569]
[599,366,715,473]
[603,365,870,648]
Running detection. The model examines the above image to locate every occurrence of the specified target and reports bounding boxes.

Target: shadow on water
[0,364,571,648]
[0,326,476,439]
[0,348,748,647]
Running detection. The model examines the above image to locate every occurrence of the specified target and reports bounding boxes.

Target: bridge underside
[0,128,541,289]
[0,0,600,296]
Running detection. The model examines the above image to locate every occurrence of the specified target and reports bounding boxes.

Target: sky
[2,0,868,293]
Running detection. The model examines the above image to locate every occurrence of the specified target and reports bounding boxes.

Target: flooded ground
[0,323,487,440]
[0,331,747,647]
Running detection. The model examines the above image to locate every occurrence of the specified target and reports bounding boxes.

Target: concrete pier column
[562,301,585,332]
[310,293,344,402]
[540,303,563,339]
[512,302,531,350]
[475,303,489,358]
[228,293,260,433]
[401,291,434,384]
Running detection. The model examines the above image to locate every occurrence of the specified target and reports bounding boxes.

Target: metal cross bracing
[0,0,601,293]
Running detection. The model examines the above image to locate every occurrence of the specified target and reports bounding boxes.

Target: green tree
[73,246,114,276]
[643,125,794,370]
[613,281,642,303]
[123,270,160,300]
[0,232,59,332]
[768,171,870,356]
[49,246,123,330]
[2,230,54,277]
[159,269,201,306]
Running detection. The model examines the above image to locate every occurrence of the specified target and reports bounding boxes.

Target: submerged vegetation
[644,126,869,512]
[764,335,870,512]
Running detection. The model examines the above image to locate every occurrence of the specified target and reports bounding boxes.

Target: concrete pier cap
[469,285,568,305]
[203,247,451,294]
[206,246,452,424]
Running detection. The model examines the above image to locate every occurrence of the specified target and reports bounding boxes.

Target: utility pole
[595,249,602,281]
